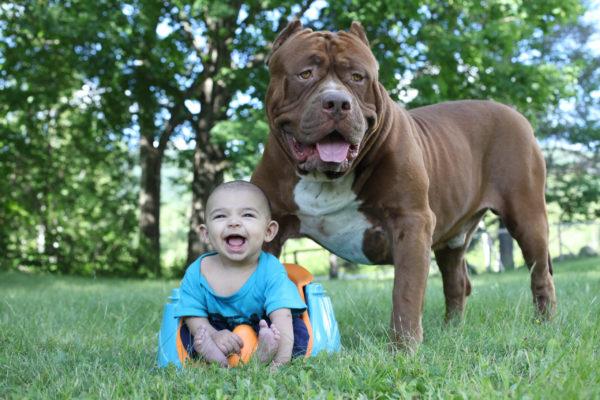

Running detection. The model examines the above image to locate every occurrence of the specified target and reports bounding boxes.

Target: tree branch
[276,0,316,33]
[157,99,194,153]
[175,10,205,58]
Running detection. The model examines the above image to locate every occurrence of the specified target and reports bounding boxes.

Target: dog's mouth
[287,131,360,164]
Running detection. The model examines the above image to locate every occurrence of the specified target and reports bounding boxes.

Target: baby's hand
[211,329,244,356]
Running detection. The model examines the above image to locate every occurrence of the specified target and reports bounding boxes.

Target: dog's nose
[321,90,352,117]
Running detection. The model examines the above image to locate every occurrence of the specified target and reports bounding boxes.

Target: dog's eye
[298,70,312,80]
[351,73,364,82]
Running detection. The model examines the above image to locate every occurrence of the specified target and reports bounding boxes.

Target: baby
[174,180,308,367]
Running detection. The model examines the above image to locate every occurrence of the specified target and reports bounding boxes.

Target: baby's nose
[227,217,241,227]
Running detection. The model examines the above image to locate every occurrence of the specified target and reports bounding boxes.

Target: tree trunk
[0,229,6,270]
[186,135,226,266]
[329,253,339,279]
[557,221,563,259]
[138,135,162,277]
[498,219,514,271]
[182,5,241,267]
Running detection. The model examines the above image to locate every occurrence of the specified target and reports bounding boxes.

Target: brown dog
[251,21,556,349]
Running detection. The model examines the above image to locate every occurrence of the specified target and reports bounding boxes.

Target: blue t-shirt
[174,251,307,328]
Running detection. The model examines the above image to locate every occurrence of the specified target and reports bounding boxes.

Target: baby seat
[157,263,341,368]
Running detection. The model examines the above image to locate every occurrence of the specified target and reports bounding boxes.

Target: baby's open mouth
[225,235,246,249]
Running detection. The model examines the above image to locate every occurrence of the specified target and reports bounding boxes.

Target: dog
[251,20,556,349]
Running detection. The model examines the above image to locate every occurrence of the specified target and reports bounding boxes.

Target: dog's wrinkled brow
[309,54,324,65]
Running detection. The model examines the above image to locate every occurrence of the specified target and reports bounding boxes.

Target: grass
[1,258,599,399]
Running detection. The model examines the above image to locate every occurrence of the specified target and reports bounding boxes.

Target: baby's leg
[193,328,228,367]
[291,316,310,357]
[256,319,281,363]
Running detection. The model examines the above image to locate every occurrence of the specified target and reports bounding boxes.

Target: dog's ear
[267,19,303,66]
[349,21,370,47]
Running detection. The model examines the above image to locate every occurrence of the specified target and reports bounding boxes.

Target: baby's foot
[193,328,228,367]
[256,319,281,364]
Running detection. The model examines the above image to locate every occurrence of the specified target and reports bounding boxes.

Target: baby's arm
[268,308,294,366]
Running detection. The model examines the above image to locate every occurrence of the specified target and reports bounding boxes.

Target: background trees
[0,2,137,274]
[540,16,600,222]
[1,0,597,276]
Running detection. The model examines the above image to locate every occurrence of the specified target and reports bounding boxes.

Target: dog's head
[266,21,383,179]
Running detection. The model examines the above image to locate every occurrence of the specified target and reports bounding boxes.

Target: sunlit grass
[1,257,599,398]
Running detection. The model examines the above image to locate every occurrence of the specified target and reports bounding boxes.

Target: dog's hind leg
[498,201,557,318]
[486,115,556,317]
[434,246,472,322]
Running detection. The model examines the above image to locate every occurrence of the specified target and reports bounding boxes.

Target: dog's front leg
[388,210,435,351]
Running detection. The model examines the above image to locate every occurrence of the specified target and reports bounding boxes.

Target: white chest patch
[293,173,372,264]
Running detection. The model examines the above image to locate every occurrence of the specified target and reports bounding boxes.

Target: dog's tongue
[316,138,350,163]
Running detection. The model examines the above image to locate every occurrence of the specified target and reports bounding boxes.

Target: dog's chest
[293,173,372,264]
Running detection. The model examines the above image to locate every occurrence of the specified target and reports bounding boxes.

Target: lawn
[1,257,599,399]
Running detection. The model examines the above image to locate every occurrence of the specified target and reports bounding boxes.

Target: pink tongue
[227,237,244,247]
[316,140,350,163]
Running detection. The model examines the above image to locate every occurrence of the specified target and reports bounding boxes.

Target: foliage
[537,14,600,149]
[211,108,270,179]
[1,257,599,397]
[317,0,583,127]
[537,15,600,221]
[545,145,600,220]
[0,2,138,274]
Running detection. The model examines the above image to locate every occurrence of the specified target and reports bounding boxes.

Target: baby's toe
[271,324,280,335]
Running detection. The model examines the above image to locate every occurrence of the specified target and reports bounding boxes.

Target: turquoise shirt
[174,251,307,328]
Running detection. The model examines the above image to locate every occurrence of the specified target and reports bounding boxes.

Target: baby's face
[201,188,278,266]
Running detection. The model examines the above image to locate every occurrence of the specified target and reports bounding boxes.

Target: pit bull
[251,20,556,349]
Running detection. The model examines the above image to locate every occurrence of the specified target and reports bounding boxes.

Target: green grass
[1,258,599,399]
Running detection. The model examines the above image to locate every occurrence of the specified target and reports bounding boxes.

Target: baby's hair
[205,180,273,219]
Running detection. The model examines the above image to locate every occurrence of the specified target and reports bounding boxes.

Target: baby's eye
[213,214,226,219]
[243,213,256,218]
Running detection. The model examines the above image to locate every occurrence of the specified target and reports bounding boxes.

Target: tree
[2,1,318,274]
[0,2,138,274]
[537,15,600,221]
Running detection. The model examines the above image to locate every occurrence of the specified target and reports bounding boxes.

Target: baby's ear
[199,224,210,243]
[264,220,279,243]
